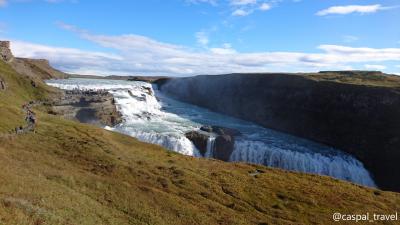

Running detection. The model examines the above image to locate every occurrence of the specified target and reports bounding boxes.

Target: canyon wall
[159,73,400,192]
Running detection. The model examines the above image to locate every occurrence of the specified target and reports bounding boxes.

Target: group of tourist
[66,88,109,96]
[14,101,37,134]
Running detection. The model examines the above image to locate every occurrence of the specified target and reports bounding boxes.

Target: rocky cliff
[1,40,67,80]
[159,72,400,192]
[50,89,123,127]
[0,41,120,128]
[11,58,67,80]
[0,41,14,62]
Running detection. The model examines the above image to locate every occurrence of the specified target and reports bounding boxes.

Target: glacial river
[47,78,376,187]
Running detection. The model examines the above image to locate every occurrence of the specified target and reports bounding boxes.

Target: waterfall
[204,136,216,158]
[107,87,201,157]
[116,129,199,157]
[230,140,376,187]
[46,78,377,188]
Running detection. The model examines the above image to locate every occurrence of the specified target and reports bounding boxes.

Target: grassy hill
[11,58,67,80]
[306,71,400,88]
[1,60,400,225]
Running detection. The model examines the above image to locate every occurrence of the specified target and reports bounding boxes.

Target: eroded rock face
[185,131,210,156]
[186,125,240,160]
[51,91,123,127]
[214,135,235,161]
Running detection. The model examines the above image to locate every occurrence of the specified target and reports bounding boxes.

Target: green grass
[1,61,400,225]
[305,71,400,88]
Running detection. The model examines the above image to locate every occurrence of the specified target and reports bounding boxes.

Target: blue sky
[0,0,399,76]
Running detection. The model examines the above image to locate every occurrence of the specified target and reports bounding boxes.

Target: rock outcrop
[185,125,241,161]
[0,41,14,62]
[185,131,209,156]
[214,135,235,161]
[51,89,123,127]
[0,78,6,91]
[161,72,400,192]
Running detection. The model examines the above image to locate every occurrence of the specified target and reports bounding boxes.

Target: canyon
[159,72,400,192]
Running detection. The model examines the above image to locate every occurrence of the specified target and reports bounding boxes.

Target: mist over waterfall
[47,78,376,187]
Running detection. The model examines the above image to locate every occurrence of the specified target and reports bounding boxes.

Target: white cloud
[230,0,257,6]
[232,9,251,16]
[195,31,209,46]
[10,40,124,75]
[187,0,275,17]
[396,65,400,68]
[317,4,388,16]
[210,43,237,54]
[8,24,400,76]
[364,64,386,70]
[259,3,271,11]
[318,45,400,62]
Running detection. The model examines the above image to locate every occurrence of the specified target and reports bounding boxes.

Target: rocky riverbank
[49,88,123,127]
[159,72,400,192]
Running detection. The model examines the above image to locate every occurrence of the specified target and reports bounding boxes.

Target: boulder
[188,125,239,160]
[214,135,235,161]
[185,131,210,156]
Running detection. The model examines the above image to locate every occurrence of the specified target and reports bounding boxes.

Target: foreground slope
[1,61,400,225]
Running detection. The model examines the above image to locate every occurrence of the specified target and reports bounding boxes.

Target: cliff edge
[0,40,67,80]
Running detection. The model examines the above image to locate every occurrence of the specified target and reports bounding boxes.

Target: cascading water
[46,78,376,187]
[230,140,375,186]
[205,136,216,158]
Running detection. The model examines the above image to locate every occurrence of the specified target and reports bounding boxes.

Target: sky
[0,0,399,76]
